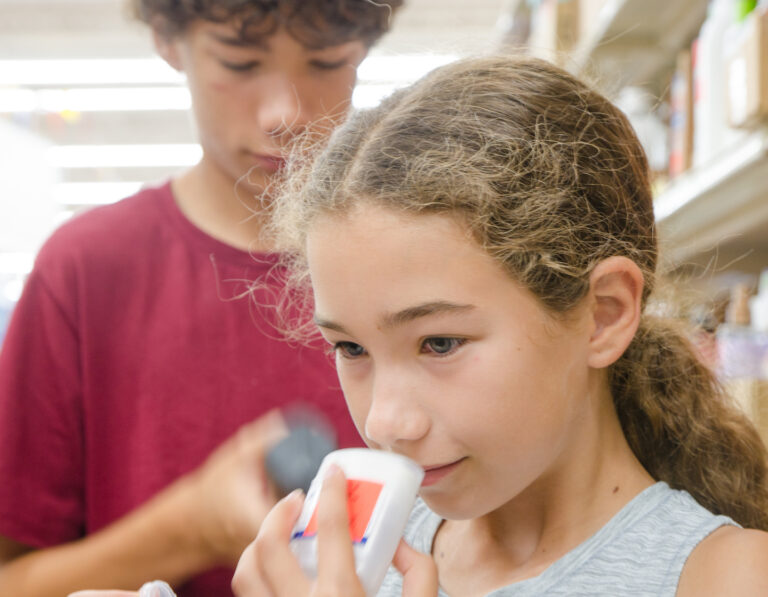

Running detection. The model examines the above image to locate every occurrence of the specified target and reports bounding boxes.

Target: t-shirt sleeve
[0,262,85,547]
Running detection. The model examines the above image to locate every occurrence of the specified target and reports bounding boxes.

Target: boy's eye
[220,60,261,72]
[421,337,466,356]
[333,341,367,359]
[310,58,348,71]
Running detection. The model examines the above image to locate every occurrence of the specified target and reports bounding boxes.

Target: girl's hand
[67,593,137,597]
[68,579,176,597]
[232,465,438,596]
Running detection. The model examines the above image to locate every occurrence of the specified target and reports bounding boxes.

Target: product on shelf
[527,0,580,65]
[615,86,669,176]
[727,5,768,127]
[717,283,768,380]
[578,0,609,42]
[717,281,768,447]
[693,0,744,168]
[750,269,768,331]
[737,0,758,20]
[669,48,695,178]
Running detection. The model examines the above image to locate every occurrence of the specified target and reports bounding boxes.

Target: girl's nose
[363,370,431,448]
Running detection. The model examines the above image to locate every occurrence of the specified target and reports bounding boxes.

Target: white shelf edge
[654,126,768,264]
[570,0,707,90]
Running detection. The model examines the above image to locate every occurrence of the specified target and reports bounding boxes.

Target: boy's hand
[232,465,438,596]
[181,409,289,566]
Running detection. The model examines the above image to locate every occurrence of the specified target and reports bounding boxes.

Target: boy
[0,1,402,595]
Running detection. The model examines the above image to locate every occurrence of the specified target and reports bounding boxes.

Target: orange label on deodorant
[302,479,383,543]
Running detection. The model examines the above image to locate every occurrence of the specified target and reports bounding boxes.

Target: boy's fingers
[315,465,361,589]
[253,490,311,596]
[236,409,289,456]
[393,539,439,596]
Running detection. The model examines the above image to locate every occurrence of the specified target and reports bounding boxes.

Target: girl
[76,54,768,597]
[232,54,768,596]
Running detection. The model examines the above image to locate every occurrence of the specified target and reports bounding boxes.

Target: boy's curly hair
[131,0,403,47]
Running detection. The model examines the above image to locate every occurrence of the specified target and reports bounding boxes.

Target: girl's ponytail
[610,316,768,530]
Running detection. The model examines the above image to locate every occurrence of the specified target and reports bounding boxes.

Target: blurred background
[1,0,768,432]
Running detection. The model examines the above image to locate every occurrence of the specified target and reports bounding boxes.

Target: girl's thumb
[392,539,439,596]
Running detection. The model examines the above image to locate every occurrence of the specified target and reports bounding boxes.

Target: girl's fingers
[251,490,312,597]
[138,581,176,597]
[315,465,362,591]
[67,579,175,597]
[67,593,137,597]
[393,539,439,596]
[232,539,274,597]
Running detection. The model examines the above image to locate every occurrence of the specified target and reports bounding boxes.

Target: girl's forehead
[309,203,472,242]
[305,205,507,292]
[306,205,554,336]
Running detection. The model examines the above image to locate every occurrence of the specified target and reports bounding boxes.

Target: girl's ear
[586,256,644,369]
[151,21,183,72]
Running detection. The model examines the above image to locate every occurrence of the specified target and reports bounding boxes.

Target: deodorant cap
[265,406,338,496]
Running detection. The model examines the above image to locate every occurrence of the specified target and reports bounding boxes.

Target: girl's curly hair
[268,54,768,530]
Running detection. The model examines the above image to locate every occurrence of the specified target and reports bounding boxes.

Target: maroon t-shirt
[0,182,361,596]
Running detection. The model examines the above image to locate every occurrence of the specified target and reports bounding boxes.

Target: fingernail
[283,488,304,503]
[324,463,344,479]
[139,580,176,597]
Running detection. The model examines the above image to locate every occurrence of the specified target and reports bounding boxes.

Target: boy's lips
[421,457,465,487]
[250,153,286,173]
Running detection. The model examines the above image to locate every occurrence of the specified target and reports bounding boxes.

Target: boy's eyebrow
[314,301,476,334]
[208,31,269,50]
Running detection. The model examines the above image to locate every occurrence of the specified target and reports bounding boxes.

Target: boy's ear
[586,256,644,369]
[151,21,183,72]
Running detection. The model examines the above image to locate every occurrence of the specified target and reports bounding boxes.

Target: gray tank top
[377,482,736,596]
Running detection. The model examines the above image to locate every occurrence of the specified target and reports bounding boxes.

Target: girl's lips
[421,458,465,487]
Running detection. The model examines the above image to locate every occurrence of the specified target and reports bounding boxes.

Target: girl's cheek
[339,381,372,431]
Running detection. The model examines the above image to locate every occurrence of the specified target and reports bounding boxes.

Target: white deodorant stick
[289,448,424,596]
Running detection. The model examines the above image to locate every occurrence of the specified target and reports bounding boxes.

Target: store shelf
[566,0,768,270]
[571,0,708,93]
[654,126,768,265]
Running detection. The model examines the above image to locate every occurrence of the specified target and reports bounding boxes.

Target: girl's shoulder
[677,526,768,596]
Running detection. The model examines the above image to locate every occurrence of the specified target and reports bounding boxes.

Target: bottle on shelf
[693,0,745,168]
[717,283,757,379]
[669,48,694,178]
[615,86,669,179]
[750,269,768,332]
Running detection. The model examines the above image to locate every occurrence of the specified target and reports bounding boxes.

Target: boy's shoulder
[37,182,173,266]
[49,182,171,245]
[677,525,768,596]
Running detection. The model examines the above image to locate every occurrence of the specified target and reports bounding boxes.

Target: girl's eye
[220,60,260,73]
[333,341,367,359]
[421,337,466,356]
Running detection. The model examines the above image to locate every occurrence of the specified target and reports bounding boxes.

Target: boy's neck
[171,158,273,253]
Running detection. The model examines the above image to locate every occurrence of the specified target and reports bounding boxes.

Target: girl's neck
[172,158,272,253]
[433,380,655,595]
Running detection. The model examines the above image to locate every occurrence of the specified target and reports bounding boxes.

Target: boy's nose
[255,75,309,139]
[364,372,431,448]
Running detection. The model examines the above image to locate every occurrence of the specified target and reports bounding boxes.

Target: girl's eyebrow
[314,301,475,334]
